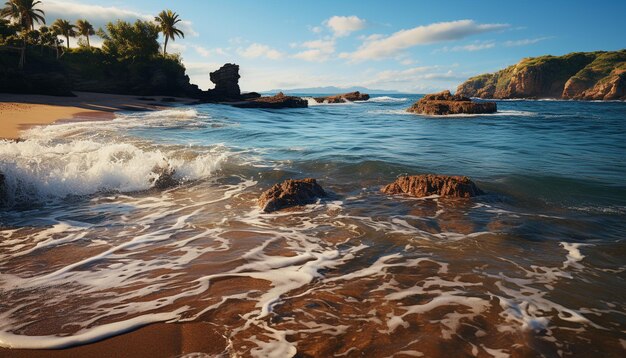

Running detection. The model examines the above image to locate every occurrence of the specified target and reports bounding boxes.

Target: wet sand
[0,92,195,140]
[0,322,228,358]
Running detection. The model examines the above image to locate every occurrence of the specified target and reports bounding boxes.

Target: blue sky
[40,0,626,92]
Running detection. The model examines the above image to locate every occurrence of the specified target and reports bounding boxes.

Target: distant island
[457,50,626,101]
[266,86,401,95]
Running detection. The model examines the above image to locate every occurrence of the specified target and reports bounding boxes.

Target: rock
[314,91,370,103]
[241,92,262,100]
[150,165,177,189]
[208,63,241,100]
[456,50,626,100]
[381,174,484,198]
[232,92,308,109]
[407,90,496,115]
[258,178,326,212]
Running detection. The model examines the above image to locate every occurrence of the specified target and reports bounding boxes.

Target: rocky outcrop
[314,91,370,103]
[457,50,626,100]
[407,90,496,115]
[207,63,241,100]
[258,178,326,212]
[232,92,308,109]
[382,175,484,198]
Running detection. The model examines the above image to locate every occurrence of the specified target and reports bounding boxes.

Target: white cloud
[357,65,468,93]
[435,41,495,53]
[310,26,323,34]
[292,39,335,62]
[504,36,552,47]
[193,45,229,58]
[42,0,198,36]
[324,15,366,37]
[238,43,283,60]
[341,19,508,61]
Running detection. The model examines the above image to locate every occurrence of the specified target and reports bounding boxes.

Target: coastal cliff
[457,50,626,100]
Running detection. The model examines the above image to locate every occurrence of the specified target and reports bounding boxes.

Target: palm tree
[1,0,45,68]
[1,0,45,30]
[154,9,184,55]
[52,19,75,49]
[75,19,94,47]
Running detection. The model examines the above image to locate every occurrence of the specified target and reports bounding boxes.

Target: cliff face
[457,50,626,100]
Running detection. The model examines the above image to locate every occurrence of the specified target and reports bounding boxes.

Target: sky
[38,0,626,93]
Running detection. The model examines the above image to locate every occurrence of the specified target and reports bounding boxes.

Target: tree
[1,0,45,68]
[154,9,184,55]
[52,19,75,49]
[100,20,160,61]
[1,0,45,30]
[75,19,94,47]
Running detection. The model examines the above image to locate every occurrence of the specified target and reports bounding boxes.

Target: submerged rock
[233,92,308,109]
[150,165,178,189]
[407,90,496,115]
[381,174,484,198]
[258,178,326,212]
[314,91,370,103]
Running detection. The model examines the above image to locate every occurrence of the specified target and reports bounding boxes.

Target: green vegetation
[0,0,198,97]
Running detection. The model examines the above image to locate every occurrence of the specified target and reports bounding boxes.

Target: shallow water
[0,95,625,357]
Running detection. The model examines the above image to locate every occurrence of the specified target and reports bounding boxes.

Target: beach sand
[0,92,196,140]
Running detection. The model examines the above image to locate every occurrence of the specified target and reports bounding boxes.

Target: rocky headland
[457,50,626,100]
[407,90,497,115]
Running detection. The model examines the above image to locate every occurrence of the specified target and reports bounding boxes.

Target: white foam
[0,138,226,203]
[368,96,408,103]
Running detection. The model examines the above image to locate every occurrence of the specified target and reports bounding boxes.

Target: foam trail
[0,310,184,349]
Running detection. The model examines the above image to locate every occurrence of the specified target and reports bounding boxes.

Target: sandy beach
[0,92,195,140]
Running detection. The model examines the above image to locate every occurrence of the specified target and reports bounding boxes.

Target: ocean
[0,95,625,356]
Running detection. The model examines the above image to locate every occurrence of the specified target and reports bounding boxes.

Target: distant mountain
[264,86,402,95]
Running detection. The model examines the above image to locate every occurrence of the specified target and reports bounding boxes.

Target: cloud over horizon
[340,20,508,61]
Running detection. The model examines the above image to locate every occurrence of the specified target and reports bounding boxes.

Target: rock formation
[457,50,626,100]
[381,175,484,198]
[258,178,326,212]
[407,90,496,115]
[233,92,308,109]
[207,63,241,100]
[314,91,370,103]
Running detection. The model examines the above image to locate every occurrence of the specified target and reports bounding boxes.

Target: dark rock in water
[208,63,241,100]
[382,174,484,198]
[314,91,370,103]
[407,90,496,115]
[150,165,178,189]
[161,97,177,102]
[241,92,262,100]
[258,178,326,212]
[233,92,308,109]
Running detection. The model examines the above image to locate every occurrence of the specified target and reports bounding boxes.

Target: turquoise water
[0,95,625,356]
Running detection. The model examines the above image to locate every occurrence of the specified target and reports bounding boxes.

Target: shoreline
[0,92,196,140]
